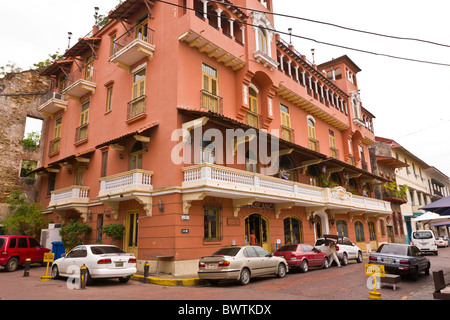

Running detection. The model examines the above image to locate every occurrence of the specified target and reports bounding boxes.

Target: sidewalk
[131,272,202,286]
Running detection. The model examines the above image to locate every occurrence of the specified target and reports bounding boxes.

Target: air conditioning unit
[40,224,62,249]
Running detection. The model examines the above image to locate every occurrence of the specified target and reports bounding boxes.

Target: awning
[420,195,450,215]
[412,211,450,224]
[432,221,450,227]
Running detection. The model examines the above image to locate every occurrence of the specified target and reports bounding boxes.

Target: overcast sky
[1,0,449,177]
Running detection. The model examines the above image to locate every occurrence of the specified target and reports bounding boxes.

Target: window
[29,238,40,248]
[74,163,85,186]
[18,237,28,248]
[246,150,257,173]
[84,55,94,81]
[307,117,318,151]
[129,141,143,170]
[52,117,62,151]
[110,33,117,56]
[307,165,320,187]
[101,151,108,177]
[47,172,56,196]
[279,155,296,181]
[257,27,269,54]
[336,220,348,237]
[106,86,113,112]
[20,160,37,178]
[201,63,219,112]
[76,101,89,142]
[135,16,149,41]
[200,138,215,164]
[329,129,337,158]
[283,217,303,244]
[246,86,259,128]
[204,207,220,240]
[368,221,376,241]
[97,214,104,242]
[130,68,146,118]
[280,104,292,142]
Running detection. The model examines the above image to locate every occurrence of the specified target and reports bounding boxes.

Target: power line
[152,0,450,67]
[207,0,450,49]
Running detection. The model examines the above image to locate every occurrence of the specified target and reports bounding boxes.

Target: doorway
[125,211,139,256]
[245,214,270,252]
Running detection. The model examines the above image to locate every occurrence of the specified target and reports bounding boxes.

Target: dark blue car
[368,243,430,280]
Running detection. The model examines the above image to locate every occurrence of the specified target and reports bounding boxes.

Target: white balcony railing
[50,186,90,205]
[99,169,153,197]
[182,163,392,213]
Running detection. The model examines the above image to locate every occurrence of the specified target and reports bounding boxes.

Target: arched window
[279,155,296,181]
[354,221,365,242]
[307,165,320,186]
[284,216,303,244]
[257,26,268,54]
[129,141,143,170]
[336,220,348,237]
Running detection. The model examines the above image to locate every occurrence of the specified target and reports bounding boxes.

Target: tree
[60,221,92,250]
[101,224,125,244]
[1,190,46,238]
[22,131,40,148]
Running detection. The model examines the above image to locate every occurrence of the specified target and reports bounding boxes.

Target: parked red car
[0,235,51,272]
[274,243,329,272]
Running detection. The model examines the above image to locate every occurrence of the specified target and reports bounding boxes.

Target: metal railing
[114,24,155,54]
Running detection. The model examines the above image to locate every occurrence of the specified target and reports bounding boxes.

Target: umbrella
[420,195,450,215]
[412,211,450,224]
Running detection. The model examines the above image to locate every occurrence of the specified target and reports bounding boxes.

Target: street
[1,247,449,302]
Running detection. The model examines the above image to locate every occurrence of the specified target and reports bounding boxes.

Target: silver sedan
[198,246,288,285]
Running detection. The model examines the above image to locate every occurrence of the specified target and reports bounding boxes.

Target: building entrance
[245,214,271,252]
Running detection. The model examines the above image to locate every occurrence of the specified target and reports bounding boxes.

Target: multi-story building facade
[34,0,392,275]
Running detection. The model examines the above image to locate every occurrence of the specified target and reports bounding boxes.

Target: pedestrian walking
[329,240,341,267]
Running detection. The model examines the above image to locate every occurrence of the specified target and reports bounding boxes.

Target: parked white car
[436,237,449,248]
[314,234,363,265]
[411,230,438,255]
[51,245,137,284]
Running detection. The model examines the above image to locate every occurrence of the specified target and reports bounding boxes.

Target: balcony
[110,25,156,73]
[75,124,88,144]
[280,125,294,143]
[246,111,261,129]
[62,69,96,100]
[182,163,392,216]
[38,92,68,117]
[308,138,320,152]
[48,138,61,156]
[127,95,146,122]
[98,169,154,218]
[48,185,89,211]
[201,90,223,114]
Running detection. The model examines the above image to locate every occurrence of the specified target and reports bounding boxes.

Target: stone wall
[0,69,50,219]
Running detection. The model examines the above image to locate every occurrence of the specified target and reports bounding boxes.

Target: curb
[131,274,203,286]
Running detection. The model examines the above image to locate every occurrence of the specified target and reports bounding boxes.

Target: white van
[412,230,438,255]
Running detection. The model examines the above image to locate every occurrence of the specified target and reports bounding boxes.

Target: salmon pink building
[35,0,392,275]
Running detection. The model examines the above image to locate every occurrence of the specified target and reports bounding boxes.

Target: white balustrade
[50,186,89,203]
[100,169,153,192]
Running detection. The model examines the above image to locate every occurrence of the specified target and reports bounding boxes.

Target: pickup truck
[314,234,363,266]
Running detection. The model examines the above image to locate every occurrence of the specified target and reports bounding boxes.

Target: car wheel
[51,265,60,279]
[276,263,287,278]
[322,257,329,269]
[425,263,430,276]
[239,268,251,285]
[300,260,308,273]
[5,257,19,272]
[341,253,348,266]
[118,276,130,283]
[356,251,363,263]
[410,267,419,281]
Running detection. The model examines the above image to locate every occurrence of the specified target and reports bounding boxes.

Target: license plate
[421,242,427,246]
[383,258,393,264]
[115,262,124,267]
[206,263,217,269]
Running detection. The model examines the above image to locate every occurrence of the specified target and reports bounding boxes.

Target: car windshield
[413,232,433,239]
[276,245,298,252]
[90,246,126,255]
[377,244,408,256]
[212,247,241,256]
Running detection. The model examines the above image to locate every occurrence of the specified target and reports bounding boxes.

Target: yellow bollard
[80,264,87,289]
[368,276,382,300]
[23,258,31,277]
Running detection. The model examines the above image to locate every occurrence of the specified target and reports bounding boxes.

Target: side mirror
[61,253,66,258]
[266,253,273,258]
